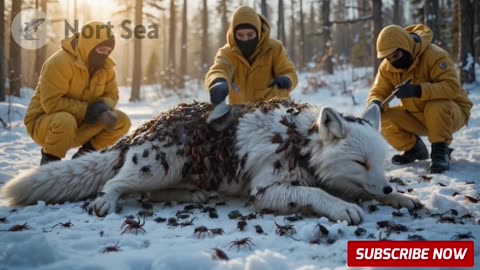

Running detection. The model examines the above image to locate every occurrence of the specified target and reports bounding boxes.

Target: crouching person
[24,21,131,165]
[367,24,472,173]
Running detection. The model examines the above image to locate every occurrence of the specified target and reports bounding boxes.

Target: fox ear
[317,107,346,141]
[361,104,381,131]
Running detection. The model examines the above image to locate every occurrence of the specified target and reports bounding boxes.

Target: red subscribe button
[347,241,474,268]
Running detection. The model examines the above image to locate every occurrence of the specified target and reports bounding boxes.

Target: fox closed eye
[354,160,369,169]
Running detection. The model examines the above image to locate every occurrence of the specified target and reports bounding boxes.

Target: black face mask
[236,37,258,60]
[88,50,109,75]
[391,50,413,69]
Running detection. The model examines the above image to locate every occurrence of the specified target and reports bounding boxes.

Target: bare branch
[331,16,373,24]
[146,1,166,11]
[0,118,7,129]
[337,5,371,12]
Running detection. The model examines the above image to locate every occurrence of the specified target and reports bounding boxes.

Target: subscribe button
[347,241,474,268]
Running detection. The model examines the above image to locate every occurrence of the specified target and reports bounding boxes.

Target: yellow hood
[377,24,433,60]
[226,6,271,56]
[61,21,116,68]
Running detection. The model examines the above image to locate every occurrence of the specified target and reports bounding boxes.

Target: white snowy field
[0,68,479,270]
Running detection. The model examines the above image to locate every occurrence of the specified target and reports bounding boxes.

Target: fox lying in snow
[2,99,421,225]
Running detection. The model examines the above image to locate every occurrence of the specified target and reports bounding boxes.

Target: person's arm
[366,62,395,106]
[205,46,235,90]
[272,42,298,91]
[99,69,119,108]
[39,57,88,120]
[419,53,462,100]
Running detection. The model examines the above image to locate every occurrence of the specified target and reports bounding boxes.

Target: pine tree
[410,0,424,23]
[371,0,382,77]
[9,0,22,97]
[424,0,440,45]
[179,0,188,89]
[217,0,230,49]
[277,0,286,46]
[201,0,209,74]
[459,0,476,83]
[130,0,143,101]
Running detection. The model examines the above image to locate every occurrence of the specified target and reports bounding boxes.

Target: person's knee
[380,107,402,122]
[380,110,401,131]
[49,112,77,133]
[424,100,453,116]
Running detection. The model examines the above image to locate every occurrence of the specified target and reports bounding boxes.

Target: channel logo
[11,8,52,50]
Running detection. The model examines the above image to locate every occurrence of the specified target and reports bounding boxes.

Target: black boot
[392,136,429,165]
[72,142,96,159]
[40,149,61,165]
[429,143,453,173]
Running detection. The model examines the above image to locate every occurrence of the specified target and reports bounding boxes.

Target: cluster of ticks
[1,175,478,261]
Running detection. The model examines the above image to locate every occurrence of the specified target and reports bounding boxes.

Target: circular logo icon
[11,8,51,50]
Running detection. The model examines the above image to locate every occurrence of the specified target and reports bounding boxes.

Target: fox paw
[147,189,209,203]
[379,193,423,210]
[327,202,364,225]
[191,190,209,203]
[93,194,117,217]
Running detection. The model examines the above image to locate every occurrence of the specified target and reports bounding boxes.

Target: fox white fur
[2,101,421,225]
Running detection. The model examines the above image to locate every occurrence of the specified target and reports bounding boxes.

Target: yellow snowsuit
[205,6,298,104]
[24,21,131,158]
[367,24,472,151]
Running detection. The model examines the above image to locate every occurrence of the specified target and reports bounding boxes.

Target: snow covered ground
[0,68,479,270]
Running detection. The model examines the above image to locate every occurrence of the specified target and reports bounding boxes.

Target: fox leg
[375,193,423,210]
[92,172,156,217]
[147,189,209,203]
[93,145,182,216]
[249,167,364,225]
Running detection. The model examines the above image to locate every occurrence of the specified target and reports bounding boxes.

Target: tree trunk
[201,0,209,74]
[451,0,460,59]
[167,0,177,89]
[34,0,47,86]
[320,0,333,74]
[474,0,480,65]
[298,0,306,71]
[459,0,476,84]
[260,0,268,20]
[179,0,187,89]
[130,0,143,101]
[289,1,296,65]
[0,0,5,101]
[307,1,315,63]
[9,0,22,97]
[371,0,382,77]
[424,0,440,45]
[162,12,168,71]
[218,0,229,49]
[392,0,403,25]
[277,0,286,46]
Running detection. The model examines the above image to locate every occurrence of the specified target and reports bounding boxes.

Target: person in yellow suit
[24,21,131,165]
[205,5,298,105]
[367,24,472,173]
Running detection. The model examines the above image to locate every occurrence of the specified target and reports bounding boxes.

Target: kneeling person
[24,21,131,165]
[367,24,472,173]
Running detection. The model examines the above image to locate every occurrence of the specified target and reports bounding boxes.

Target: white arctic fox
[2,99,421,225]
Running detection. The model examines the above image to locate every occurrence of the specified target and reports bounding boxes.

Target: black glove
[270,76,292,89]
[209,81,229,105]
[394,84,422,99]
[85,101,110,124]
